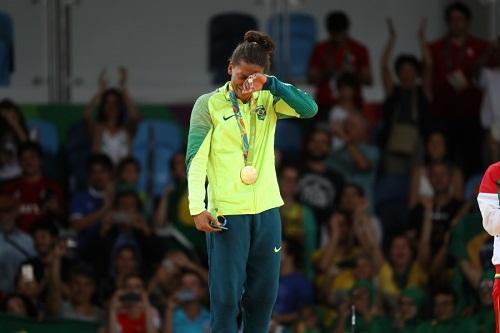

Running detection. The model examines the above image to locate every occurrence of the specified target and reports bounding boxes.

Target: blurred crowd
[1,1,500,332]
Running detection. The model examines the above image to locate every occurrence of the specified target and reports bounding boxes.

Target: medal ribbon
[229,90,256,166]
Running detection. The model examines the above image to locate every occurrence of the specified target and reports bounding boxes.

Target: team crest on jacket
[256,105,266,120]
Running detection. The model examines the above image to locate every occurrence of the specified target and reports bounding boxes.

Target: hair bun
[244,30,275,53]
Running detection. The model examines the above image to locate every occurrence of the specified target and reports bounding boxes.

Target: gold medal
[240,166,258,185]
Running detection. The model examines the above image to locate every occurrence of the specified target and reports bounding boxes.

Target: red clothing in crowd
[429,35,489,117]
[1,178,64,232]
[117,312,147,333]
[308,37,370,108]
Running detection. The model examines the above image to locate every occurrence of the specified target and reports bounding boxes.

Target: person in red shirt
[1,142,64,232]
[308,11,372,120]
[109,273,160,333]
[429,1,491,176]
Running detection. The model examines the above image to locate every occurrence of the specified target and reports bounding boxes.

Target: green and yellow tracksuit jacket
[186,76,317,216]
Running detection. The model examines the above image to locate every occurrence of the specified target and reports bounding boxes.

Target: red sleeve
[479,162,500,194]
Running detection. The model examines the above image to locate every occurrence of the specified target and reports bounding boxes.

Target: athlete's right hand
[193,210,222,233]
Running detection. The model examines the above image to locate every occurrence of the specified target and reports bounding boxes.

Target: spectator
[377,234,429,303]
[409,131,464,208]
[163,271,210,333]
[329,73,361,151]
[1,293,38,319]
[448,182,491,309]
[338,183,383,244]
[149,249,208,314]
[47,259,104,324]
[70,153,114,262]
[393,287,426,333]
[163,250,208,286]
[99,189,153,267]
[83,67,140,166]
[22,218,76,290]
[479,38,500,162]
[116,156,148,205]
[109,273,160,333]
[272,238,314,328]
[328,112,379,204]
[429,1,491,177]
[415,289,477,333]
[472,271,495,333]
[308,11,372,119]
[154,152,205,259]
[299,306,322,333]
[315,210,379,307]
[297,127,345,226]
[333,280,390,333]
[379,18,432,176]
[408,162,463,276]
[353,253,378,283]
[278,164,317,278]
[99,245,141,301]
[0,99,28,181]
[0,194,35,294]
[116,156,141,191]
[148,254,184,311]
[1,142,64,232]
[14,263,43,314]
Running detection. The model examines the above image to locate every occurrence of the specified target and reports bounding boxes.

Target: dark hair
[30,217,59,237]
[2,293,39,319]
[429,160,452,174]
[391,233,412,245]
[123,272,144,286]
[306,124,332,142]
[97,88,126,125]
[326,11,350,34]
[0,99,29,141]
[230,30,275,72]
[17,141,43,160]
[424,130,450,164]
[69,263,96,283]
[181,270,204,286]
[388,234,415,265]
[394,54,421,76]
[117,156,140,177]
[114,189,143,212]
[87,153,114,172]
[432,287,457,303]
[343,182,365,197]
[336,72,360,91]
[356,252,374,265]
[282,238,303,268]
[115,244,139,260]
[445,1,471,22]
[329,210,351,224]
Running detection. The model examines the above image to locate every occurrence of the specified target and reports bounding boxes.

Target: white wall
[0,0,497,104]
[0,1,48,102]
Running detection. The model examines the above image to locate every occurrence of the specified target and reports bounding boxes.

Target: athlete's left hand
[241,73,267,94]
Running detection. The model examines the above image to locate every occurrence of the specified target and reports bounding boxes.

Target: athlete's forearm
[264,76,317,118]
